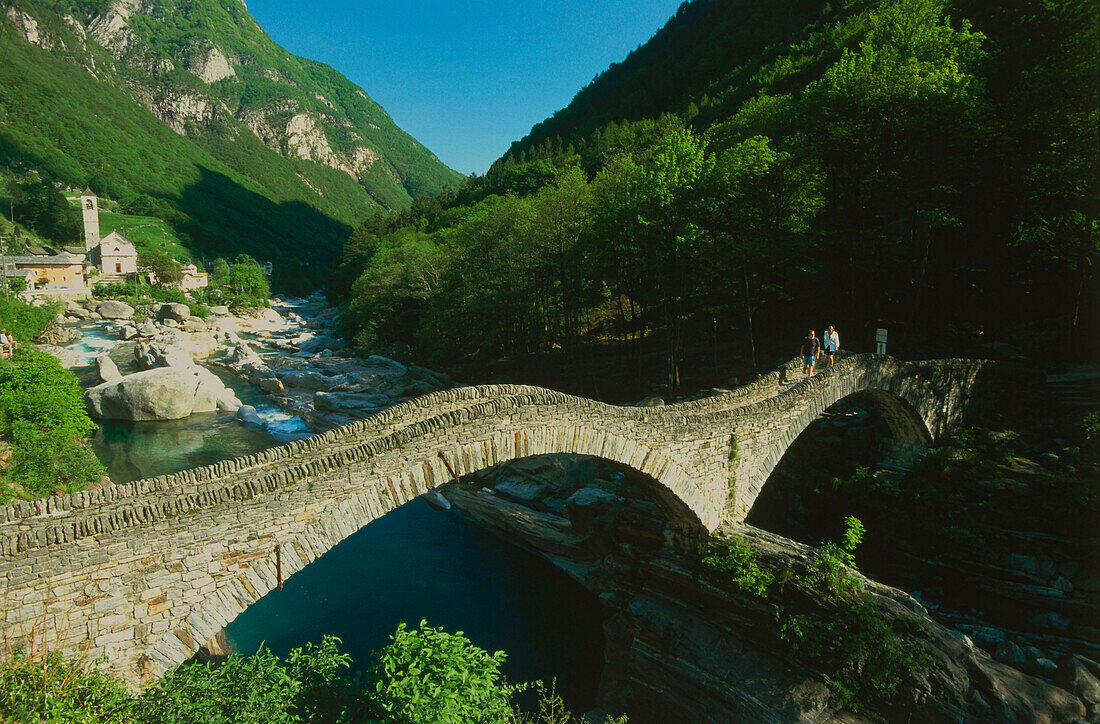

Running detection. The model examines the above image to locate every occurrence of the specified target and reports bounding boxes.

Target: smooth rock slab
[95,354,122,383]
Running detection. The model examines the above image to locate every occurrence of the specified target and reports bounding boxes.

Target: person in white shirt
[0,330,11,358]
[823,325,840,366]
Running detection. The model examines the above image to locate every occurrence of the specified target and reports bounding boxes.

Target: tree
[228,254,270,304]
[706,135,823,370]
[138,249,183,288]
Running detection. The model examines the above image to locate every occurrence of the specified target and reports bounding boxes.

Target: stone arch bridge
[0,355,1001,684]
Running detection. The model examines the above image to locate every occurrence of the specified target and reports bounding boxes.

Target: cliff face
[0,0,462,288]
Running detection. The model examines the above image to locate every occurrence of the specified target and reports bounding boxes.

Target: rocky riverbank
[427,454,1096,723]
[38,293,461,438]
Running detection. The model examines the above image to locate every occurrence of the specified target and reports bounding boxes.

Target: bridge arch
[142,419,712,677]
[722,356,983,522]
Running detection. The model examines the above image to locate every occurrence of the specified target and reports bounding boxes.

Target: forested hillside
[0,0,463,291]
[330,0,1097,398]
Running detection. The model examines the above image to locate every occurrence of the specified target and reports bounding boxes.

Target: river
[63,303,604,713]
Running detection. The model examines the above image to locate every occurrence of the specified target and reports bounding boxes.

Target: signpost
[876,328,888,355]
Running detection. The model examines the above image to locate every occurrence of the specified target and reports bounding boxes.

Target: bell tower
[80,187,100,252]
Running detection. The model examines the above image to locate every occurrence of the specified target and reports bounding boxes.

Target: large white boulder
[95,354,121,383]
[96,300,135,320]
[84,366,236,421]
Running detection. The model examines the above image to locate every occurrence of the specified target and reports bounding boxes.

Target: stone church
[80,188,137,278]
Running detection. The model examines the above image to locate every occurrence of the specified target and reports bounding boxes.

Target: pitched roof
[80,186,96,197]
[99,231,136,254]
[1,252,85,266]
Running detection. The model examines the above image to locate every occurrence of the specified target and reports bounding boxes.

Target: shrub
[138,645,303,724]
[0,649,137,724]
[367,620,522,724]
[701,538,774,597]
[781,517,934,712]
[0,297,57,342]
[1083,411,1100,440]
[0,348,104,500]
[93,281,140,299]
[806,516,865,600]
[187,303,211,319]
[0,349,98,438]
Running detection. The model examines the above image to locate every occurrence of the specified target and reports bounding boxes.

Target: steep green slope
[504,0,851,159]
[0,0,463,290]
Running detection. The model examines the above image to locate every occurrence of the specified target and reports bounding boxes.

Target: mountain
[0,0,463,290]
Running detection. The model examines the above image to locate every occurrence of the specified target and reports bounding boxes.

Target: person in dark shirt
[800,330,820,377]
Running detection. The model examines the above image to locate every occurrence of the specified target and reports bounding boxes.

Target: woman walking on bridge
[823,325,839,366]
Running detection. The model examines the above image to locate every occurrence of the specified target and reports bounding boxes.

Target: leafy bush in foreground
[0,627,626,724]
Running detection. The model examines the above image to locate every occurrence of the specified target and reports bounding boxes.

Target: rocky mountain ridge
[3,0,457,203]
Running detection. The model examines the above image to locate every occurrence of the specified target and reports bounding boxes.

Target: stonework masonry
[0,354,1001,686]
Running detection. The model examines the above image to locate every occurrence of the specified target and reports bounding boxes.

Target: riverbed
[61,299,604,712]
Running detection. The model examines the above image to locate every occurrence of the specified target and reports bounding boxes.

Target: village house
[94,231,138,276]
[0,250,87,288]
[180,262,208,291]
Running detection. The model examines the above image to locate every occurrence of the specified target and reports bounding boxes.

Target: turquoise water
[225,498,604,712]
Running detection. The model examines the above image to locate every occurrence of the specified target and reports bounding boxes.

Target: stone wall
[0,354,989,685]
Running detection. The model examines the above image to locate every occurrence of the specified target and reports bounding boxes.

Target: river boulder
[36,344,83,369]
[95,354,121,383]
[182,318,208,333]
[236,405,265,428]
[96,300,135,320]
[279,369,348,391]
[64,304,91,320]
[230,343,264,369]
[135,342,193,369]
[157,303,191,322]
[84,366,236,421]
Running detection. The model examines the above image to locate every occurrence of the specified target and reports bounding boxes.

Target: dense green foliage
[5,176,82,245]
[699,520,934,713]
[192,254,271,310]
[366,621,521,724]
[0,347,105,502]
[332,0,1097,398]
[0,295,56,343]
[0,0,462,291]
[94,253,271,310]
[0,627,624,724]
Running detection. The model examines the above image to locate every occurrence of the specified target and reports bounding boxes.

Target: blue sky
[245,0,684,176]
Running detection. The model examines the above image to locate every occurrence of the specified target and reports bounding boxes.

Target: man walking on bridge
[801,329,820,377]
